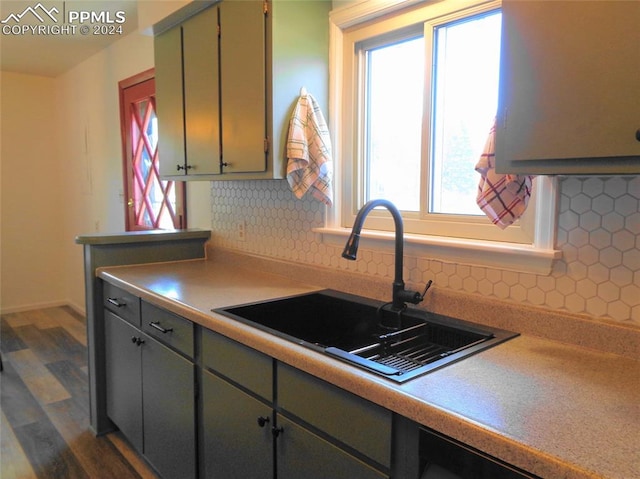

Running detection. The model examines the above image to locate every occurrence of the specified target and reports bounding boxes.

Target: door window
[119,71,186,230]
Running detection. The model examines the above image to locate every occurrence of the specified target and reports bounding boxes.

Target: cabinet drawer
[141,301,194,359]
[103,282,141,327]
[201,328,272,401]
[278,364,392,468]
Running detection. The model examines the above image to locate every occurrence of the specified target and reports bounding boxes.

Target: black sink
[214,290,518,383]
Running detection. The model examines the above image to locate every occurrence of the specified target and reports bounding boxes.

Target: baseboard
[65,301,87,317]
[1,299,86,316]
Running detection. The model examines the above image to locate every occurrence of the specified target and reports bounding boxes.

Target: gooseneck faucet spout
[342,199,428,311]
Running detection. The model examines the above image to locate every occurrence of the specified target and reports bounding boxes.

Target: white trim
[532,176,559,250]
[313,226,561,275]
[326,20,343,228]
[0,300,82,315]
[330,0,427,29]
[328,0,562,274]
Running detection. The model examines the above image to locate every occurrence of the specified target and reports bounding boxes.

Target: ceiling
[0,0,139,77]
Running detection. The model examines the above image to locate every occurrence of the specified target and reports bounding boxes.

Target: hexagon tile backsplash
[210,176,640,325]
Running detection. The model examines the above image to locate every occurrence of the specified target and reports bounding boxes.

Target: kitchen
[1,1,639,478]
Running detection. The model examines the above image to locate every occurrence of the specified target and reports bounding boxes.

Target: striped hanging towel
[475,120,534,229]
[286,91,333,206]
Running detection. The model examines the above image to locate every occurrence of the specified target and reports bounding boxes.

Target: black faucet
[342,199,430,312]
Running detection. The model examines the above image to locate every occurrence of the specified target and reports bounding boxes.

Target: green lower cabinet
[202,370,273,479]
[277,415,390,479]
[105,311,143,451]
[104,308,196,479]
[201,367,389,479]
[200,330,391,479]
[142,336,196,479]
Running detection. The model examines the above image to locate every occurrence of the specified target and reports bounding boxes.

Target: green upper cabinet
[219,0,267,175]
[182,6,221,176]
[155,4,220,177]
[154,0,330,180]
[154,24,186,177]
[496,0,640,175]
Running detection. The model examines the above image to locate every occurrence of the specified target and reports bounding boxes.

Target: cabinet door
[104,311,143,452]
[219,0,267,173]
[496,0,640,174]
[142,334,196,479]
[202,370,273,479]
[277,415,389,479]
[155,25,186,177]
[183,6,221,176]
[278,364,392,468]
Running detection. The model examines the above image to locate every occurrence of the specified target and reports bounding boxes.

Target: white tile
[591,194,614,215]
[612,230,636,252]
[614,195,638,216]
[587,228,611,249]
[607,300,630,321]
[601,212,625,233]
[569,193,591,214]
[579,211,601,232]
[582,177,604,197]
[599,246,623,268]
[602,177,628,198]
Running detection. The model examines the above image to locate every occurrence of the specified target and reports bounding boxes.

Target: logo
[1,3,58,24]
[1,2,126,36]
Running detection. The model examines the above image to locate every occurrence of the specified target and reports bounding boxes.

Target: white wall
[57,28,211,312]
[1,10,212,313]
[58,31,152,311]
[0,72,66,311]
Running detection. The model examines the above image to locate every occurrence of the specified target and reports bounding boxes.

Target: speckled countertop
[98,256,640,479]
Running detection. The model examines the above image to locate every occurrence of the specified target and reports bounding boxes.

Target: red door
[120,70,186,230]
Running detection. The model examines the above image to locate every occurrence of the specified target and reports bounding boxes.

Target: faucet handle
[418,280,433,301]
[400,280,433,305]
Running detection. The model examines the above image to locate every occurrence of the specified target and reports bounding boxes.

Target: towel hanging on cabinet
[285,88,333,206]
[475,119,534,229]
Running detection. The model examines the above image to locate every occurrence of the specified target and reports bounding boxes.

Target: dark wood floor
[1,306,158,479]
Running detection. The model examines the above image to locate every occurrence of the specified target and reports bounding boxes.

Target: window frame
[118,69,187,231]
[317,0,561,275]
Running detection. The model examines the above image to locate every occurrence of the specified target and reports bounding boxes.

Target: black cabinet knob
[271,426,284,438]
[257,416,270,428]
[130,336,145,346]
[636,129,640,142]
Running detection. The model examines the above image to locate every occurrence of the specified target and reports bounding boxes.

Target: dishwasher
[419,427,540,479]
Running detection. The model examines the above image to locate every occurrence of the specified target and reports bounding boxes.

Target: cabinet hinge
[263,1,269,16]
[264,137,270,154]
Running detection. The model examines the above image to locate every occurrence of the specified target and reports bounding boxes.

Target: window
[361,11,501,217]
[119,70,186,231]
[324,0,559,274]
[429,11,502,216]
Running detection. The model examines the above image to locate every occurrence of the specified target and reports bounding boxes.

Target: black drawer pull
[257,416,270,428]
[149,321,173,334]
[107,298,126,308]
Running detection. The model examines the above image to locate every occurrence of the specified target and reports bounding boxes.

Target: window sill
[313,227,562,275]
